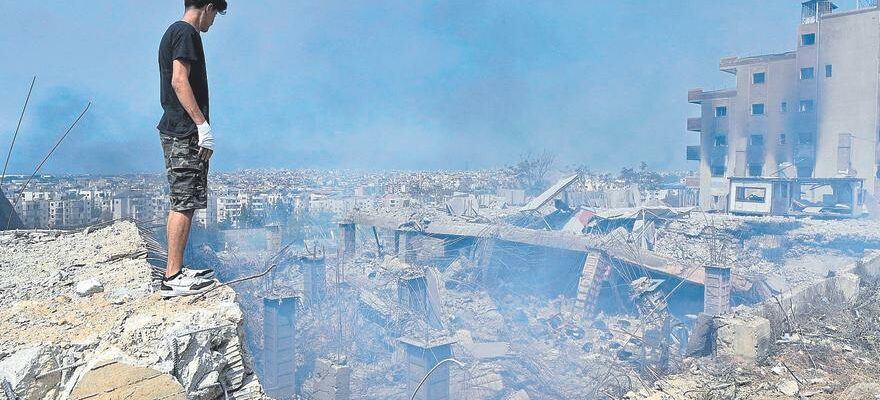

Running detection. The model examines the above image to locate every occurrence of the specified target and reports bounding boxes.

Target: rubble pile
[0,222,267,400]
[627,278,880,399]
[654,213,880,289]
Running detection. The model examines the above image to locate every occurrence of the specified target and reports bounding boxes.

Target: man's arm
[171,59,206,125]
[171,59,213,159]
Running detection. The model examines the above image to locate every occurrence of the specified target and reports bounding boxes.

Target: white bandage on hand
[196,121,215,151]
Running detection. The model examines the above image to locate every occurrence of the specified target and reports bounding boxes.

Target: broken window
[779,133,787,145]
[752,103,765,115]
[753,72,766,84]
[714,136,728,147]
[838,133,852,173]
[715,106,728,117]
[802,33,816,46]
[798,132,813,144]
[735,186,767,202]
[748,164,763,177]
[750,135,764,146]
[799,100,814,112]
[801,67,814,80]
[711,166,726,177]
[781,102,788,112]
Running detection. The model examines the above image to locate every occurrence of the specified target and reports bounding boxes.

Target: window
[752,103,765,115]
[779,134,787,145]
[753,72,766,84]
[711,166,726,177]
[781,102,788,112]
[748,165,763,177]
[715,106,728,117]
[750,134,764,146]
[799,100,814,112]
[825,64,833,78]
[714,135,728,147]
[802,33,816,46]
[736,186,767,202]
[798,132,813,145]
[800,67,815,80]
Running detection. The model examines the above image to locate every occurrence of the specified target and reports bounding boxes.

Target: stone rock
[777,380,799,396]
[0,345,61,400]
[716,314,771,365]
[74,279,104,297]
[70,361,185,400]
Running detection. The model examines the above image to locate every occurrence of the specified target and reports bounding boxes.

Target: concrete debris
[74,279,104,297]
[69,361,185,400]
[777,379,800,396]
[0,222,268,400]
[0,346,61,400]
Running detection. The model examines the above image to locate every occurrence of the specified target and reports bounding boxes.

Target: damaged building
[687,0,880,211]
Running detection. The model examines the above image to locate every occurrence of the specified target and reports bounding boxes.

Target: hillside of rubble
[0,221,267,400]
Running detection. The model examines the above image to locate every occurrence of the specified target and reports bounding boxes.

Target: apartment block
[688,1,880,210]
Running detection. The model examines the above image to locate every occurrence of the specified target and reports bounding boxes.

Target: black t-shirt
[157,21,209,138]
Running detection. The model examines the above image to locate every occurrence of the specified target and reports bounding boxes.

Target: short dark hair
[185,0,228,13]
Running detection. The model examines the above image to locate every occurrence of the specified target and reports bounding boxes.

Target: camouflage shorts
[160,133,208,212]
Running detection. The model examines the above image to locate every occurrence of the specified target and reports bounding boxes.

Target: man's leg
[166,209,194,278]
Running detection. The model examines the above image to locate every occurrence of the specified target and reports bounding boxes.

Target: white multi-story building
[688,0,880,209]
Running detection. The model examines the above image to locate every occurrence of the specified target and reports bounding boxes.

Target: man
[157,0,227,297]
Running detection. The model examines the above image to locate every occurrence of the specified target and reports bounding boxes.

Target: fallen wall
[714,251,880,364]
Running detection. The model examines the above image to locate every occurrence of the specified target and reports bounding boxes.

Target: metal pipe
[1,76,36,190]
[6,102,91,229]
[409,358,466,400]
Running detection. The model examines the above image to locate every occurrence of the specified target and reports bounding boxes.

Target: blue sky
[0,1,840,174]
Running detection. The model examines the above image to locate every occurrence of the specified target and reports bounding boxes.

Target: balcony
[710,146,728,167]
[686,145,700,161]
[687,117,702,132]
[688,89,703,104]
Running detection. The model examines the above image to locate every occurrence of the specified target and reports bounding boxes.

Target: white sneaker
[160,273,216,298]
[182,266,215,280]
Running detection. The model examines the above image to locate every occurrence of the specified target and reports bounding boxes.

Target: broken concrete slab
[0,345,61,400]
[715,314,771,365]
[70,361,185,400]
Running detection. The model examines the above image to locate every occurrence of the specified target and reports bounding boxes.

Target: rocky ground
[0,221,266,400]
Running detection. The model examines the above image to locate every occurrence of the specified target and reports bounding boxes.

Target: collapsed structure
[197,172,878,399]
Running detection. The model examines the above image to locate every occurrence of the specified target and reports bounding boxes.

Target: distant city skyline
[0,1,840,175]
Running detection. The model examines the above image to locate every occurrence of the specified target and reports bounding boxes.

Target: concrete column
[339,223,356,258]
[266,223,282,254]
[399,337,456,400]
[703,265,732,316]
[302,254,327,306]
[262,296,299,400]
[397,230,422,264]
[312,358,351,400]
[398,273,428,315]
[573,252,610,320]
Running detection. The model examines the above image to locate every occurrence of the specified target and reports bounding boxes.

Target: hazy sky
[0,1,844,174]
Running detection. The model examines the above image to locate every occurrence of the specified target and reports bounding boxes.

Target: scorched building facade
[687,0,880,210]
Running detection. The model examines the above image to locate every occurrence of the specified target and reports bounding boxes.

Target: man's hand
[198,147,213,161]
[196,121,215,161]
